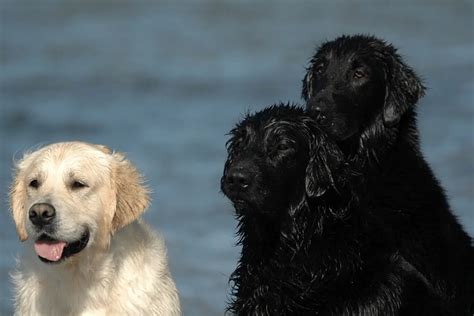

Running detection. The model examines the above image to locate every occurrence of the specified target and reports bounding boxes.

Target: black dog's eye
[273,140,296,156]
[29,179,40,189]
[314,63,325,74]
[71,181,88,190]
[277,143,291,151]
[353,69,365,79]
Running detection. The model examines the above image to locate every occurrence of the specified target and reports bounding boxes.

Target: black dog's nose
[225,168,251,190]
[313,106,327,123]
[313,106,322,116]
[29,203,56,227]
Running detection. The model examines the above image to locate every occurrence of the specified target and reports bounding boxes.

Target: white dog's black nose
[29,203,56,227]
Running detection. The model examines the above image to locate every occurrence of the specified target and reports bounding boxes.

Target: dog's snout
[225,167,252,191]
[317,114,327,124]
[29,203,56,227]
[311,105,328,124]
[307,92,334,124]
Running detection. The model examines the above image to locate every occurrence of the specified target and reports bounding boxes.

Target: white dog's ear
[111,153,150,233]
[92,144,111,154]
[10,166,28,241]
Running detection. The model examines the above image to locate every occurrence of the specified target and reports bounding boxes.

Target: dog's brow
[26,170,45,183]
[263,121,298,145]
[66,170,88,183]
[264,120,294,130]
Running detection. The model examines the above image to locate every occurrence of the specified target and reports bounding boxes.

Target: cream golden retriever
[10,141,181,316]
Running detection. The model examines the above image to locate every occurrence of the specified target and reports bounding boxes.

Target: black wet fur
[221,103,454,315]
[302,35,474,315]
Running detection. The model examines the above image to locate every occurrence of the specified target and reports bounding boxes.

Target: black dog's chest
[235,233,365,314]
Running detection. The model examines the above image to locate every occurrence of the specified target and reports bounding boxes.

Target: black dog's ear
[383,53,425,127]
[305,138,338,198]
[305,153,329,198]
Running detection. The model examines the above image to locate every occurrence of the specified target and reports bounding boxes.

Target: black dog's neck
[231,194,375,314]
[237,212,283,261]
[342,109,420,178]
[334,109,436,213]
[236,192,357,263]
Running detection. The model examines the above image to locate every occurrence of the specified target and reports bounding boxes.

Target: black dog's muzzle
[224,166,251,191]
[221,160,260,209]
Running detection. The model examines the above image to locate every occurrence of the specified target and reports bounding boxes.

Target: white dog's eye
[29,179,40,189]
[71,181,88,190]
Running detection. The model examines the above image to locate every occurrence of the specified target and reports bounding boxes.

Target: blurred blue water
[0,1,472,315]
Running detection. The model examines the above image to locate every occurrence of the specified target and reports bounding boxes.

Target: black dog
[221,104,448,315]
[302,35,474,313]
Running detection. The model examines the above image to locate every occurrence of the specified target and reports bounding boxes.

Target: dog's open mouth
[230,197,251,211]
[34,230,90,263]
[233,198,247,207]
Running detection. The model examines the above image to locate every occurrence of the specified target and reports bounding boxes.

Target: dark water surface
[0,1,472,315]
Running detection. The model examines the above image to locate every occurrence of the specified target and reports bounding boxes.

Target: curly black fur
[302,35,474,314]
[221,104,449,315]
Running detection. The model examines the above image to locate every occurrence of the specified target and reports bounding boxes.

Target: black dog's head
[302,34,425,141]
[221,104,343,217]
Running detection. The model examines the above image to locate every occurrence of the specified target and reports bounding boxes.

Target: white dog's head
[10,142,149,264]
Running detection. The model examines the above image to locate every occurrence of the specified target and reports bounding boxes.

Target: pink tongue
[34,241,66,261]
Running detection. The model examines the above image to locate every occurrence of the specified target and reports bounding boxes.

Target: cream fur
[10,142,181,315]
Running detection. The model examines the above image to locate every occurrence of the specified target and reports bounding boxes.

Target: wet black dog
[302,35,474,313]
[221,104,448,315]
